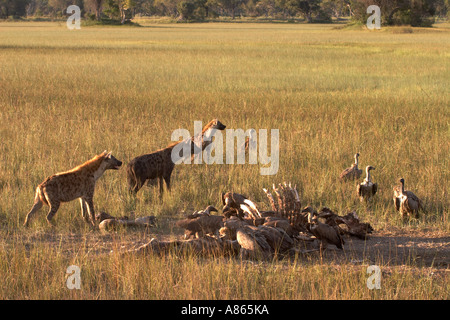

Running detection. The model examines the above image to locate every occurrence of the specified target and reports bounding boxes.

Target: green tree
[84,0,104,20]
[321,0,348,19]
[194,0,208,18]
[0,0,31,18]
[119,0,135,23]
[349,0,441,26]
[153,0,178,16]
[209,0,244,18]
[285,0,321,22]
[103,0,135,22]
[177,0,195,19]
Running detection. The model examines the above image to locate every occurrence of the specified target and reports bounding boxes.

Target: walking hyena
[126,119,226,195]
[23,151,122,228]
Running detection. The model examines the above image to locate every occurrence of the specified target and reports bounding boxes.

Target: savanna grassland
[0,20,449,300]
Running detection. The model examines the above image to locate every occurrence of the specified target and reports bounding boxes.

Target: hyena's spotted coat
[23,151,122,228]
[126,119,226,195]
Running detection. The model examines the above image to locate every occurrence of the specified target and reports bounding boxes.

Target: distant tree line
[1,0,448,26]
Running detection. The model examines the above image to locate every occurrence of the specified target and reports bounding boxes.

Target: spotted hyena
[23,151,122,228]
[126,119,226,195]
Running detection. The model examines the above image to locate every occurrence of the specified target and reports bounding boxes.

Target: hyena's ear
[101,150,110,158]
[106,151,112,158]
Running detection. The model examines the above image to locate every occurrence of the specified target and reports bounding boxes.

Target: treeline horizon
[1,0,449,26]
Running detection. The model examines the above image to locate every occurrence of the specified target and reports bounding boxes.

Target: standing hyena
[126,119,226,195]
[23,151,122,228]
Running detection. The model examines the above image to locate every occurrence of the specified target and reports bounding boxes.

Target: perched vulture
[221,192,261,219]
[336,211,374,239]
[393,178,423,218]
[307,211,344,251]
[220,218,294,260]
[258,225,294,254]
[340,153,363,181]
[186,205,218,219]
[356,165,378,202]
[236,225,272,260]
[316,207,373,239]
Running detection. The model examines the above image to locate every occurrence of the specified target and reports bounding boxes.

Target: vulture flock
[117,153,423,261]
[340,153,424,218]
[127,185,374,260]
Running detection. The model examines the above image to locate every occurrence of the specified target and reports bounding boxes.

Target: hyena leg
[46,201,60,226]
[83,197,96,227]
[80,198,90,223]
[23,199,43,227]
[127,174,139,194]
[164,175,171,192]
[128,175,145,194]
[158,176,164,198]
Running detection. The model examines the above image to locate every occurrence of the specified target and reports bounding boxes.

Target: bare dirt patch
[330,228,450,268]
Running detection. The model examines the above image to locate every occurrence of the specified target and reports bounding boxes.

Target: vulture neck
[354,155,359,168]
[307,212,316,226]
[364,167,372,184]
[400,180,405,195]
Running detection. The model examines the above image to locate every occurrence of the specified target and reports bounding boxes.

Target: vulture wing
[315,223,344,249]
[236,227,271,259]
[372,183,378,196]
[340,165,356,180]
[356,184,362,197]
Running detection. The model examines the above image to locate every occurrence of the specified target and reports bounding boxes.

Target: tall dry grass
[0,21,448,299]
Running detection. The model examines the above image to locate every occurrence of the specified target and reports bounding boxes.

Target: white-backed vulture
[393,178,423,218]
[307,212,344,251]
[220,219,294,260]
[317,207,374,239]
[356,165,377,202]
[221,192,261,219]
[186,205,218,219]
[258,225,294,254]
[237,226,272,260]
[340,153,363,181]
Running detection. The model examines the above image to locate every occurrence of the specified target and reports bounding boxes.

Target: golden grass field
[0,20,449,300]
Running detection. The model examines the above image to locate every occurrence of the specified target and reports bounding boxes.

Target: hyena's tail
[37,185,50,205]
[126,162,140,194]
[23,186,47,227]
